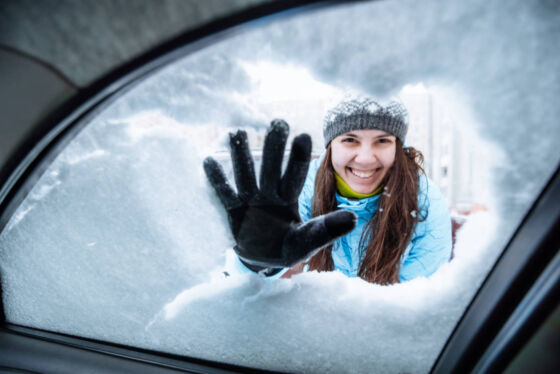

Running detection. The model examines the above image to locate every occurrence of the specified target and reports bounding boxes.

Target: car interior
[0,1,558,373]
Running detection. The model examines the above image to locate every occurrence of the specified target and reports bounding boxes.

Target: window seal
[0,323,281,373]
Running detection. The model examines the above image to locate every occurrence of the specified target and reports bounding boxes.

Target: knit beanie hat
[323,97,409,147]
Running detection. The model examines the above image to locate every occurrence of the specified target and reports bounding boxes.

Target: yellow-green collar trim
[335,172,384,199]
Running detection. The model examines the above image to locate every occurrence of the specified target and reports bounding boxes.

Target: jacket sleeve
[399,176,453,282]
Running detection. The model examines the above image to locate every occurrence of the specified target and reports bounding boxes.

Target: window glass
[1,0,559,372]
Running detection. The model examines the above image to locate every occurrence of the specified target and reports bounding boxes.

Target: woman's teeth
[350,168,375,178]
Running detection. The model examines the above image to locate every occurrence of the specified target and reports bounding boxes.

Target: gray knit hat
[323,97,409,147]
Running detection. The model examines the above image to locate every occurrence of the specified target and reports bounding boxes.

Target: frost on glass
[1,0,559,373]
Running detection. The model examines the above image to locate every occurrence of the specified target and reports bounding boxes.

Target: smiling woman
[332,129,396,196]
[300,98,452,284]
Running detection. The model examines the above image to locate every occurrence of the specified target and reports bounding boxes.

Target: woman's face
[330,129,397,194]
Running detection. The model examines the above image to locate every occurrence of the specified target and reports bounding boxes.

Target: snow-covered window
[1,1,559,373]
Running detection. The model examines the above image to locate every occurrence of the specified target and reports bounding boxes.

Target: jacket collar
[335,192,379,215]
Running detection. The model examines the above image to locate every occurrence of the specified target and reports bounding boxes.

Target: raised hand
[203,120,356,275]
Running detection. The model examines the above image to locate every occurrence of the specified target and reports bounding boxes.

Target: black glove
[203,120,356,275]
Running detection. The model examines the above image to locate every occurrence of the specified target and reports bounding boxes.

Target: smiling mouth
[348,167,380,179]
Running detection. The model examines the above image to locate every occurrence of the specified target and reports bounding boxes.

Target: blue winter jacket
[298,156,452,282]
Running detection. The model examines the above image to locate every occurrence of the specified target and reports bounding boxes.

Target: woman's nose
[354,145,378,165]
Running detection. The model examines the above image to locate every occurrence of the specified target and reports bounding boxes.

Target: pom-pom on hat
[323,97,409,147]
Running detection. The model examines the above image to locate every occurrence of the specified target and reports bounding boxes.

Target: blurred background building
[401,84,488,214]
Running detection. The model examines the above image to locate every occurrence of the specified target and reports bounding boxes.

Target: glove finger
[280,133,311,202]
[282,210,357,266]
[229,130,258,201]
[260,120,289,199]
[203,157,242,210]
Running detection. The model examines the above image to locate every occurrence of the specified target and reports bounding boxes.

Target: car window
[1,0,559,373]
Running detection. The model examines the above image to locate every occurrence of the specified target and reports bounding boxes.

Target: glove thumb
[282,210,357,267]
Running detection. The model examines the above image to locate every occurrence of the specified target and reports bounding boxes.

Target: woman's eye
[378,138,393,144]
[342,138,356,143]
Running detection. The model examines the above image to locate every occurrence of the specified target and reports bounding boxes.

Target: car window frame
[432,166,560,373]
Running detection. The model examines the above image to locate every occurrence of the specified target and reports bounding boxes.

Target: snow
[1,0,559,373]
[144,211,496,374]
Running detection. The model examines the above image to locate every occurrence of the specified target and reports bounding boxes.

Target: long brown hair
[306,140,425,285]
